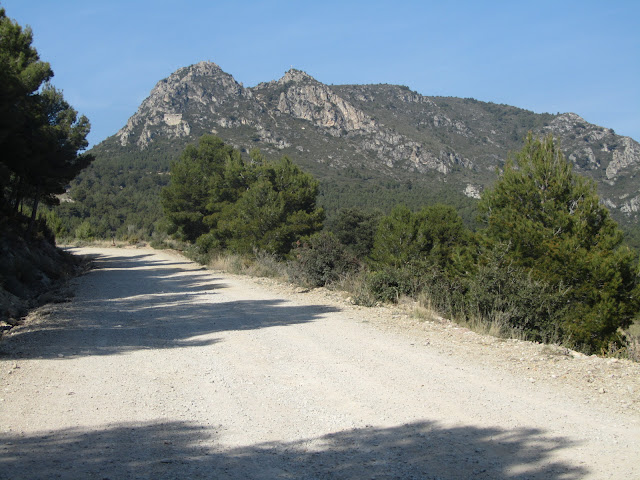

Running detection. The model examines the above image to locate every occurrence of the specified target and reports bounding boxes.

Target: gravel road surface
[1,247,639,479]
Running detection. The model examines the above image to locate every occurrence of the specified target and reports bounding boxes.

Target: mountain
[64,61,640,242]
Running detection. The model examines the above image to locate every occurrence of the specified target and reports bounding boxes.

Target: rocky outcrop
[464,184,482,199]
[269,70,467,173]
[621,195,640,214]
[606,137,640,179]
[275,70,378,135]
[117,61,248,149]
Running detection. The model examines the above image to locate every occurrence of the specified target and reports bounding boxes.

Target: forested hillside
[54,62,640,249]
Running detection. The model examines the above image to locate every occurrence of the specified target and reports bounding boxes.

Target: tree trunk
[27,184,41,233]
[12,176,23,212]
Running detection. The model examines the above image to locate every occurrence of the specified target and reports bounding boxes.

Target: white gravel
[1,246,638,479]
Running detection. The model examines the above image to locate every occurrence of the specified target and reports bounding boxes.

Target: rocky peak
[172,60,224,79]
[545,112,589,134]
[277,69,317,85]
[145,61,246,108]
[117,61,248,148]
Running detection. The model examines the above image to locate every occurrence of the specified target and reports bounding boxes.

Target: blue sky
[3,0,639,147]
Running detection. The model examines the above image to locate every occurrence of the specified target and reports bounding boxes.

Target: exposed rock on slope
[117,62,249,148]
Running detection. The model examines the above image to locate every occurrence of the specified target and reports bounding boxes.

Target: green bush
[413,266,467,319]
[288,231,360,287]
[366,266,419,303]
[462,242,566,343]
[370,203,470,275]
[328,207,380,259]
[40,209,65,238]
[162,136,324,256]
[74,220,94,241]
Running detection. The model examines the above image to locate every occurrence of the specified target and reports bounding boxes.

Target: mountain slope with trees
[56,62,640,247]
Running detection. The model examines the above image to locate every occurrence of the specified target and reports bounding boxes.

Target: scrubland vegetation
[151,133,639,358]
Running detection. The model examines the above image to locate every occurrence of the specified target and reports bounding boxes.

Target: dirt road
[1,247,638,479]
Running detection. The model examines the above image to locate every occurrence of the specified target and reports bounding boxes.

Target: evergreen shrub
[288,231,360,287]
[366,266,419,304]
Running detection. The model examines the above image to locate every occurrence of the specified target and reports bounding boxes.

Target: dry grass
[207,252,249,273]
[332,270,377,307]
[397,295,442,323]
[410,291,532,342]
[207,251,288,280]
[455,316,521,340]
[621,321,640,362]
[625,335,640,362]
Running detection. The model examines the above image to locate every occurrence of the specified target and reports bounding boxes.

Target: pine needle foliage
[161,135,324,257]
[478,133,639,352]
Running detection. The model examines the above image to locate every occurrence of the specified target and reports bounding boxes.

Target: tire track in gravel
[1,247,638,479]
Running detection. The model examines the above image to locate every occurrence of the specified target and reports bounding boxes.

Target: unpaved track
[1,247,638,479]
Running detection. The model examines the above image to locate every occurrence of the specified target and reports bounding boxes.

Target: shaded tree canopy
[327,207,380,259]
[0,7,52,146]
[0,8,92,225]
[160,135,242,243]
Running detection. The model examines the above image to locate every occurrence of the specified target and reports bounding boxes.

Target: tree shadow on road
[0,252,340,359]
[0,419,588,479]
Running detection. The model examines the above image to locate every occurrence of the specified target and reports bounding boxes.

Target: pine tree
[162,136,324,256]
[328,207,380,259]
[160,135,245,242]
[26,84,93,226]
[217,156,324,255]
[1,9,92,227]
[479,133,639,351]
[0,8,52,209]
